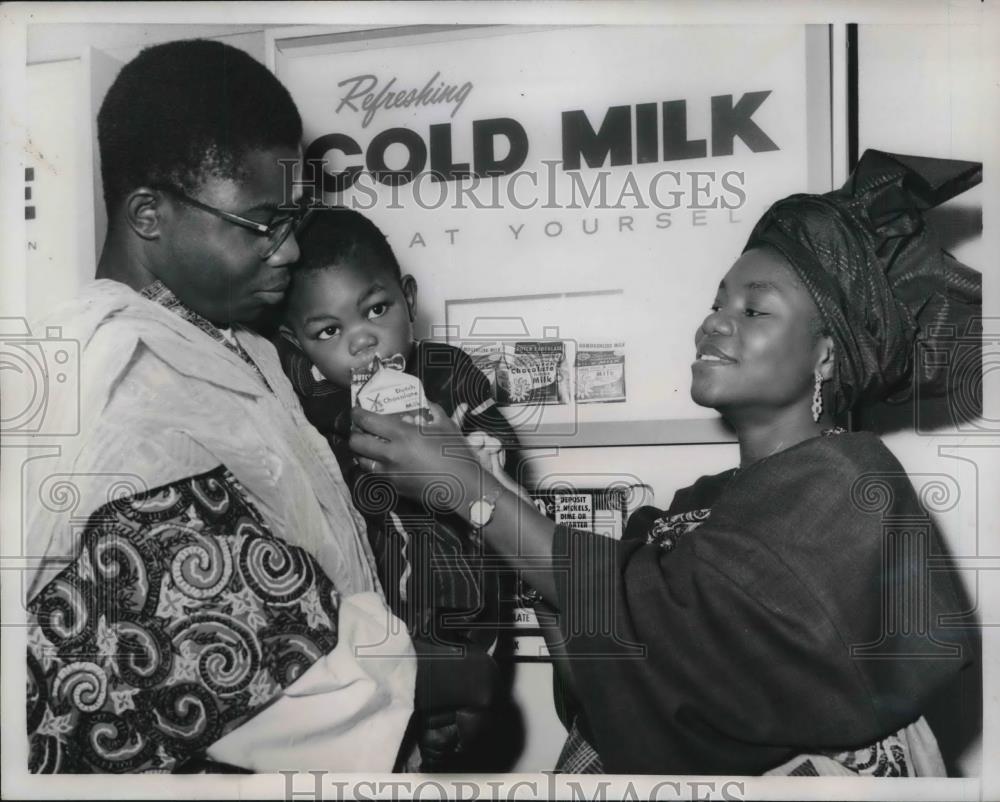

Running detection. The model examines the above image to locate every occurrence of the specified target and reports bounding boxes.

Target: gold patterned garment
[766,717,946,777]
[25,279,380,604]
[27,467,340,772]
[23,279,415,773]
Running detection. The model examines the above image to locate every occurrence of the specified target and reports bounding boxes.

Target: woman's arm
[349,404,560,603]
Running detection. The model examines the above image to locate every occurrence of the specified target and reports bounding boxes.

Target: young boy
[278,207,525,769]
[277,206,518,651]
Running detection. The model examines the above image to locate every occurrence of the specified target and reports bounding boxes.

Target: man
[24,39,415,774]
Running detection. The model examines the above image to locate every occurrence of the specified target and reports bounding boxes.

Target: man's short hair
[97,39,302,216]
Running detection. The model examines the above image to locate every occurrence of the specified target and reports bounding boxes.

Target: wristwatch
[468,484,504,528]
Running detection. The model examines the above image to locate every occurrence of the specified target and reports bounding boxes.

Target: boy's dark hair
[294,207,403,281]
[97,39,302,217]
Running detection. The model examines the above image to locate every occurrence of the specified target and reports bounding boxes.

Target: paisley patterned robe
[24,281,414,773]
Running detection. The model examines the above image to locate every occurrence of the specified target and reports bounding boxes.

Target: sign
[277,25,817,429]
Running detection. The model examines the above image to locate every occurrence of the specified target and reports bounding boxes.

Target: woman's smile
[690,247,828,416]
[693,342,738,367]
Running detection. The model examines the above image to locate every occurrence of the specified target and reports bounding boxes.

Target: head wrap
[744,149,981,414]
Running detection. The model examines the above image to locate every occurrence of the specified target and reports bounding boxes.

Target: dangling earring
[812,370,824,423]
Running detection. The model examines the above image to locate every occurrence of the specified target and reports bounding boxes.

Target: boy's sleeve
[444,346,519,447]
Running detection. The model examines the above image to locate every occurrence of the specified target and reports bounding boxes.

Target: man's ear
[815,334,836,382]
[124,187,163,241]
[400,274,418,323]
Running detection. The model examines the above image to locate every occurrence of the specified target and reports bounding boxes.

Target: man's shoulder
[60,283,268,404]
[42,280,202,366]
[40,283,148,393]
[39,280,141,341]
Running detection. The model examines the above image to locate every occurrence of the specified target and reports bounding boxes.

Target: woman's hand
[353,402,560,602]
[349,402,481,507]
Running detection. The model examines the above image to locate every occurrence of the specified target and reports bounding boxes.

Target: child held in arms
[277,207,519,769]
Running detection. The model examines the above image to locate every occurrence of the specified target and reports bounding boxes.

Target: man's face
[156,147,302,325]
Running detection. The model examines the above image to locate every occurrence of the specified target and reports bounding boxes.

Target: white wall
[24,60,83,323]
[26,23,275,65]
[857,23,992,778]
[24,24,274,300]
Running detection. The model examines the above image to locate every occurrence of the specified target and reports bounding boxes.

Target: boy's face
[286,256,417,388]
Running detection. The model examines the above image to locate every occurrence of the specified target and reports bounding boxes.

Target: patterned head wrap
[744,149,981,414]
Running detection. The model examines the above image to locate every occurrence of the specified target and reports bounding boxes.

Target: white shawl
[20,280,416,772]
[24,279,380,603]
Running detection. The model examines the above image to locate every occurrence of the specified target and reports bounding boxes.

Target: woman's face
[691,247,829,419]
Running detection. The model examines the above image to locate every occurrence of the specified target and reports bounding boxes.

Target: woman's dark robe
[551,432,971,774]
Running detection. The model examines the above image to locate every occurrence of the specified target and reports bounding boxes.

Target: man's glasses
[155,184,312,260]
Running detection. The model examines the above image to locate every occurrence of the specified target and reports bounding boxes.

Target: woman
[348,150,981,776]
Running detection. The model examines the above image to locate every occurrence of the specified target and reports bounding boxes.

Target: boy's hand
[464,430,504,471]
[464,428,532,503]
